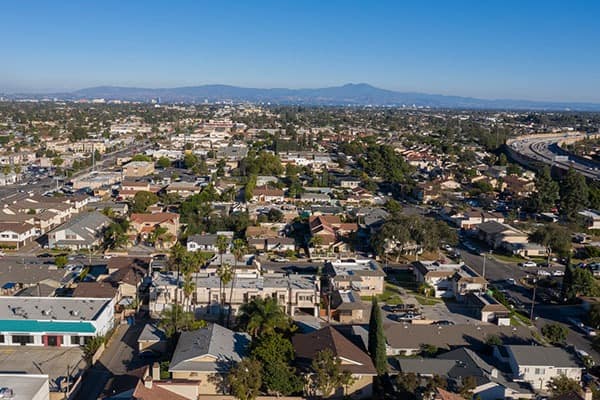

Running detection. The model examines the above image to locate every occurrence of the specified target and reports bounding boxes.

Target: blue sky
[2,0,600,102]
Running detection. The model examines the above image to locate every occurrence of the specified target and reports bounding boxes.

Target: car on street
[537,269,551,277]
[506,278,516,285]
[552,270,565,277]
[519,261,537,268]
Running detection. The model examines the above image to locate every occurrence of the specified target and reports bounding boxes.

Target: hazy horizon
[3,1,600,102]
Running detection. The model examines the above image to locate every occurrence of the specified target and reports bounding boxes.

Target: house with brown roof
[251,185,284,203]
[0,222,37,249]
[308,215,358,255]
[129,212,180,248]
[292,326,376,399]
[412,261,487,299]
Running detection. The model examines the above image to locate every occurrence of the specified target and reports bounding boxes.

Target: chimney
[142,371,152,389]
[152,361,161,381]
[584,387,593,400]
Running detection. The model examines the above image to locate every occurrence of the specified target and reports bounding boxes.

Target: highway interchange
[508,132,600,179]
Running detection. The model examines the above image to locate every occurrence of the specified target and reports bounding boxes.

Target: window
[534,368,545,375]
[0,334,4,343]
[12,335,33,345]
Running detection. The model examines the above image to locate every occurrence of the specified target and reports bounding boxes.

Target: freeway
[508,132,600,179]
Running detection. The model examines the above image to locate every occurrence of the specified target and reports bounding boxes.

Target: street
[74,320,147,400]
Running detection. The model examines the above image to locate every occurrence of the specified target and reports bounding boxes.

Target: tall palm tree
[216,234,229,267]
[216,262,233,324]
[182,272,196,312]
[227,239,247,326]
[238,297,293,337]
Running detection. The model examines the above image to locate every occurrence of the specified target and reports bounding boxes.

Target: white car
[520,261,537,268]
[537,269,551,277]
[552,270,565,277]
[506,278,516,285]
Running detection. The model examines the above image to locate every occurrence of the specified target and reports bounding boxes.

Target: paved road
[74,320,147,400]
[508,133,600,179]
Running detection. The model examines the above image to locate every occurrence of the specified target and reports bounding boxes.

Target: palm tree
[238,297,293,337]
[216,234,229,267]
[216,262,233,324]
[182,273,196,311]
[227,239,247,325]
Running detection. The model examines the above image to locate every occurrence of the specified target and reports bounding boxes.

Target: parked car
[432,320,455,326]
[506,278,516,285]
[537,269,551,277]
[552,270,565,277]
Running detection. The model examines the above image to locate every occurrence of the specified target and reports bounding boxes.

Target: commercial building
[0,297,114,347]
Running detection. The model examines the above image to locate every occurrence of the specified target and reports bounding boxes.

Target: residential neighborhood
[1,100,600,400]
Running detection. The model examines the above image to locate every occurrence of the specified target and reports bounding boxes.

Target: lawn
[362,283,403,305]
[414,295,442,306]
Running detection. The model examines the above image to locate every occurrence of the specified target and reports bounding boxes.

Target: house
[149,271,319,320]
[412,261,487,299]
[123,161,155,177]
[165,181,202,198]
[578,210,600,230]
[137,323,168,354]
[186,232,233,253]
[308,215,358,254]
[292,326,376,399]
[464,293,511,326]
[168,323,251,394]
[251,185,284,203]
[47,211,111,250]
[328,290,370,323]
[324,259,386,296]
[384,324,536,357]
[248,236,295,252]
[300,192,331,203]
[129,212,180,247]
[0,222,37,249]
[397,348,535,400]
[477,221,528,251]
[501,345,583,390]
[339,178,361,189]
[104,257,149,301]
[0,296,114,347]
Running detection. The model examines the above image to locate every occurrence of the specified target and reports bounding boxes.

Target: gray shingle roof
[169,323,251,373]
[506,345,582,368]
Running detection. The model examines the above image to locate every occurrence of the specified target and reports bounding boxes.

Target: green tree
[158,303,205,338]
[395,372,419,398]
[560,168,588,220]
[541,323,569,344]
[54,255,68,268]
[238,297,293,337]
[420,344,438,357]
[368,298,387,375]
[131,154,153,162]
[528,224,571,258]
[183,152,198,169]
[588,303,600,329]
[131,191,159,213]
[157,156,171,168]
[529,166,559,213]
[563,265,600,301]
[227,358,262,400]
[459,376,477,398]
[546,375,582,397]
[251,333,303,396]
[310,349,355,399]
[103,219,129,250]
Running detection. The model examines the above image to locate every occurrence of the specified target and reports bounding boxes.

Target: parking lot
[0,346,86,391]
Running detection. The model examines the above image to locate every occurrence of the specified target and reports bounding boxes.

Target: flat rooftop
[328,259,385,277]
[0,347,85,392]
[0,374,48,400]
[0,296,111,321]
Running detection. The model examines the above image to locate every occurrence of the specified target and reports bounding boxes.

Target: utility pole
[530,278,537,321]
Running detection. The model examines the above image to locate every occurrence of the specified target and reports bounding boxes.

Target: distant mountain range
[4,83,600,111]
